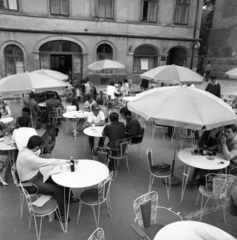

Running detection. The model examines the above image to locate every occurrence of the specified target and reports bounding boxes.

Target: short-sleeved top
[87,111,105,124]
[106,85,116,100]
[103,122,126,149]
[126,116,142,137]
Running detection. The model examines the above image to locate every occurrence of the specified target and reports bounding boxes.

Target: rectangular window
[174,0,190,25]
[0,0,18,10]
[140,0,158,22]
[50,0,69,16]
[133,57,157,73]
[98,0,113,19]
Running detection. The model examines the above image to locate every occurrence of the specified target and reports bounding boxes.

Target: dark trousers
[23,172,70,215]
[89,137,104,151]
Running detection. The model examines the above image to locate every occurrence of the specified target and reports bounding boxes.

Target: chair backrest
[116,138,131,157]
[146,146,153,170]
[133,191,158,229]
[92,146,111,166]
[88,227,105,240]
[50,107,63,118]
[178,128,194,137]
[98,171,113,203]
[205,173,235,198]
[19,182,35,215]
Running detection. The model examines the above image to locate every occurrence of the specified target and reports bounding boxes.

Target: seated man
[16,136,78,222]
[14,107,32,129]
[24,92,41,129]
[87,104,105,151]
[120,109,142,144]
[219,124,237,174]
[12,116,37,151]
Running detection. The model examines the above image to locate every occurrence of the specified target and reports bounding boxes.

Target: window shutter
[8,0,18,10]
[60,0,69,15]
[90,0,98,16]
[51,0,60,14]
[149,0,158,22]
[139,0,144,21]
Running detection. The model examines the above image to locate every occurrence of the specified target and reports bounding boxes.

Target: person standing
[204,61,212,81]
[205,76,221,98]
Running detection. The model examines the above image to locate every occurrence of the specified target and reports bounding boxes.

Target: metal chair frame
[49,107,63,127]
[178,127,195,150]
[77,172,113,228]
[146,146,171,199]
[92,146,111,167]
[88,227,105,240]
[195,173,235,222]
[151,120,167,141]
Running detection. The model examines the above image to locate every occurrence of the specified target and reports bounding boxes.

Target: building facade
[0,0,203,85]
[205,0,237,77]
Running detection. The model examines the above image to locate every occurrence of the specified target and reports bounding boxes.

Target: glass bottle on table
[70,156,75,172]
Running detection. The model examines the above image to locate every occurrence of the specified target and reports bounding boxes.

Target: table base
[162,175,181,187]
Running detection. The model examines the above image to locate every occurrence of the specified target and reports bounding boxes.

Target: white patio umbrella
[31,69,68,81]
[140,64,203,85]
[226,68,237,79]
[0,72,68,95]
[87,59,125,71]
[127,86,237,184]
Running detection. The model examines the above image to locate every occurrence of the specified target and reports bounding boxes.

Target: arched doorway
[167,47,188,67]
[39,40,83,83]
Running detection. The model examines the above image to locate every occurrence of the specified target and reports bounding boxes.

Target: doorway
[167,47,188,67]
[51,55,72,80]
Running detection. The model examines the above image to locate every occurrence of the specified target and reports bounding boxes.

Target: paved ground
[1,78,237,240]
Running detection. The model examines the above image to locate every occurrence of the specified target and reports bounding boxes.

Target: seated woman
[72,94,96,136]
[0,96,11,118]
[187,128,222,188]
[0,115,10,186]
[96,97,108,123]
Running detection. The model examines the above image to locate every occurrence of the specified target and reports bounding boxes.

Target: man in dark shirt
[205,76,221,98]
[46,93,63,112]
[103,112,126,151]
[120,109,142,143]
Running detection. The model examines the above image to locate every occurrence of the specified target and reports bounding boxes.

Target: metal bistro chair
[178,127,195,150]
[129,122,146,159]
[19,183,64,240]
[130,191,183,240]
[195,173,235,222]
[146,146,171,199]
[77,172,113,228]
[108,138,131,177]
[49,107,63,127]
[151,120,167,141]
[88,227,105,240]
[11,163,39,220]
[92,146,111,167]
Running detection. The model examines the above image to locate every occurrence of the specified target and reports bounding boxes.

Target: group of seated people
[187,124,237,188]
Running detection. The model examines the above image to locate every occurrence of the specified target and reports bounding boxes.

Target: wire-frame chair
[195,173,235,222]
[130,191,182,240]
[88,227,105,240]
[11,163,39,220]
[108,137,131,177]
[151,120,167,141]
[178,127,195,150]
[49,107,63,127]
[92,146,111,167]
[129,122,146,159]
[77,171,113,228]
[19,182,64,240]
[146,146,171,199]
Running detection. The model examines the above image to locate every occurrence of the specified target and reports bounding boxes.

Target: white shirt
[12,127,38,151]
[16,148,61,182]
[106,85,116,100]
[87,111,105,124]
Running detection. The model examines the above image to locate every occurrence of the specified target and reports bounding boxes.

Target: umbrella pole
[162,130,181,187]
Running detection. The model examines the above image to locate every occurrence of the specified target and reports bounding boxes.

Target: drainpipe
[190,0,200,69]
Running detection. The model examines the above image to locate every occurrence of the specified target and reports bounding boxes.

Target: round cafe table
[154,221,236,240]
[38,102,46,107]
[0,117,14,124]
[178,148,229,202]
[52,159,109,232]
[122,96,136,102]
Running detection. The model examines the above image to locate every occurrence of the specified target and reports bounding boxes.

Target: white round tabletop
[154,221,236,240]
[63,111,89,119]
[0,140,17,150]
[38,102,46,107]
[0,117,14,124]
[122,96,136,102]
[52,159,109,188]
[83,126,104,137]
[178,148,229,170]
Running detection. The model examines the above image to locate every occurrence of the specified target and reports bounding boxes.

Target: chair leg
[32,216,42,240]
[221,198,227,223]
[165,176,171,200]
[92,205,98,228]
[28,214,32,231]
[126,156,130,173]
[195,191,200,206]
[148,175,155,192]
[54,208,65,232]
[200,196,209,221]
[108,194,112,210]
[20,195,24,219]
[152,127,156,140]
[77,201,83,224]
[106,199,112,217]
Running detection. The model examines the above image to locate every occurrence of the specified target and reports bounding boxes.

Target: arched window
[4,45,24,76]
[97,44,113,60]
[133,45,158,73]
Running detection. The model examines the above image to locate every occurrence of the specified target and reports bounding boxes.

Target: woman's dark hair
[96,97,104,105]
[18,116,30,127]
[123,79,128,83]
[110,81,115,86]
[27,136,43,150]
[109,112,119,122]
[118,81,122,86]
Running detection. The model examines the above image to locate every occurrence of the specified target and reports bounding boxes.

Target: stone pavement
[0,100,237,240]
